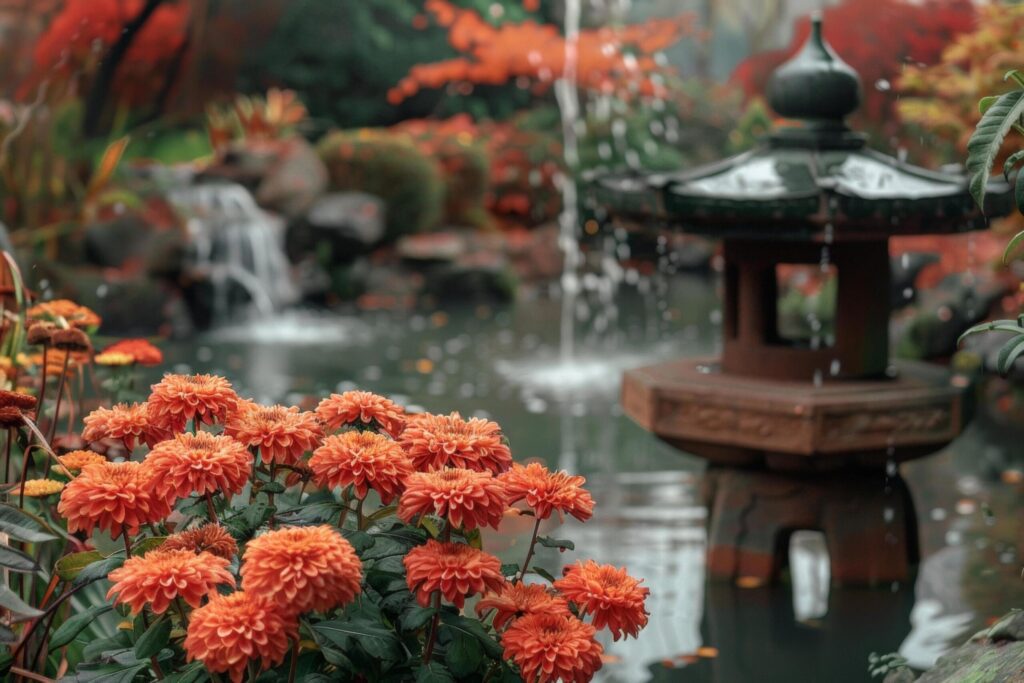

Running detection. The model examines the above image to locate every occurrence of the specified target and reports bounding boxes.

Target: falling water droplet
[875,78,891,91]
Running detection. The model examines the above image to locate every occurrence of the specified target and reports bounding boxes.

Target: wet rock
[913,610,1024,682]
[255,138,329,219]
[397,232,466,263]
[288,192,386,262]
[421,250,516,303]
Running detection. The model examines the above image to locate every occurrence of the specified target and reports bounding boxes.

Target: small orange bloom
[82,402,172,450]
[476,582,570,630]
[57,461,172,537]
[500,462,594,522]
[403,540,504,609]
[241,525,362,615]
[398,467,507,530]
[148,373,239,430]
[145,432,252,502]
[0,389,37,412]
[309,431,413,503]
[315,390,406,438]
[27,299,101,329]
[224,402,323,466]
[162,524,239,560]
[102,338,164,366]
[107,549,235,614]
[184,592,296,683]
[501,613,604,683]
[57,450,106,472]
[19,478,64,497]
[399,412,512,474]
[554,561,650,640]
[94,351,134,366]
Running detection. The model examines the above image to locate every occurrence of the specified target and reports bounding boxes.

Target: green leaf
[134,616,171,659]
[82,633,132,661]
[75,554,124,586]
[537,536,575,552]
[980,95,1000,115]
[967,89,1024,211]
[132,536,167,556]
[439,613,502,660]
[0,504,56,543]
[416,663,455,682]
[261,481,286,494]
[160,661,208,683]
[445,625,484,677]
[312,618,403,662]
[0,584,41,617]
[1004,150,1024,181]
[50,604,113,649]
[996,334,1024,376]
[55,550,105,582]
[0,544,38,573]
[1007,69,1024,90]
[400,605,436,632]
[342,529,375,554]
[532,566,557,583]
[1003,230,1024,264]
[68,658,148,683]
[500,563,520,578]
[957,320,1024,347]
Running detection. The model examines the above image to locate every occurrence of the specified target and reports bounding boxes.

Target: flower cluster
[49,375,647,683]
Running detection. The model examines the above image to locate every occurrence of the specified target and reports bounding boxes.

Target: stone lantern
[589,16,1010,585]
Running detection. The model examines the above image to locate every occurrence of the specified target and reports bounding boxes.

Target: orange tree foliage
[730,0,975,137]
[387,0,694,104]
[898,3,1024,156]
[21,0,190,105]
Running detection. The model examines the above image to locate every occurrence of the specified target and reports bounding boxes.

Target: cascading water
[168,182,299,321]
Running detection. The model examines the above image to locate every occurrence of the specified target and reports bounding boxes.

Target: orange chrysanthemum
[82,402,172,450]
[241,525,362,615]
[398,468,507,530]
[27,299,101,329]
[399,412,512,474]
[162,524,239,560]
[184,591,296,683]
[94,351,134,366]
[57,461,172,536]
[500,462,595,522]
[315,390,406,438]
[476,582,571,630]
[57,450,106,472]
[501,613,604,683]
[553,561,650,640]
[0,389,37,412]
[102,338,164,366]
[19,478,64,498]
[107,549,235,614]
[310,431,413,503]
[403,540,504,609]
[224,402,323,466]
[145,432,252,501]
[148,373,239,430]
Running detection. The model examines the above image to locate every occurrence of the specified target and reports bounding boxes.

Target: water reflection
[143,275,1023,682]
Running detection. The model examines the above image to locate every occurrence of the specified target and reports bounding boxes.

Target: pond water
[137,273,1022,683]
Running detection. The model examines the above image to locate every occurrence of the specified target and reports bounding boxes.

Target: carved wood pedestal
[622,356,966,585]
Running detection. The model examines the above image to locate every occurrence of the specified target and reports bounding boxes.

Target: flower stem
[423,591,442,663]
[46,351,70,444]
[34,345,48,422]
[517,518,542,583]
[174,598,190,629]
[356,497,365,530]
[122,530,133,557]
[204,493,219,524]
[287,639,299,683]
[3,427,11,485]
[337,485,352,528]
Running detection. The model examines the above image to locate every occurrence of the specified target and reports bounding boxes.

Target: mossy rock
[915,611,1024,682]
[317,130,444,240]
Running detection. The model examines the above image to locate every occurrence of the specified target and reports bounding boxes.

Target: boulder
[910,611,1024,682]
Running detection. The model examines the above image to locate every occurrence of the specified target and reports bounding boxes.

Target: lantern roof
[588,14,1011,240]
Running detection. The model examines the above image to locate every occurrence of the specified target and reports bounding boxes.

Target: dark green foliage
[318,131,445,239]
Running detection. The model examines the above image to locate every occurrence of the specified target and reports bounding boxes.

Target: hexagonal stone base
[622,357,967,469]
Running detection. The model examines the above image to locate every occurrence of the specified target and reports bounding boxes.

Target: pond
[134,273,1021,683]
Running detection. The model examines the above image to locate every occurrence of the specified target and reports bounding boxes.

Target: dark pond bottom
[138,274,1021,683]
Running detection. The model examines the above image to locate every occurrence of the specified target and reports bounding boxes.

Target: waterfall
[168,182,299,320]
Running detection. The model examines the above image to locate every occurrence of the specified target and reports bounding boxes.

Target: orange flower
[553,561,650,640]
[102,338,164,366]
[94,351,134,366]
[57,450,106,473]
[19,479,64,498]
[107,549,235,614]
[310,431,413,503]
[162,524,239,560]
[27,299,101,329]
[148,373,239,430]
[501,613,604,683]
[398,468,507,530]
[57,461,171,536]
[145,432,252,502]
[241,525,362,615]
[476,582,570,630]
[82,402,172,450]
[500,462,594,522]
[399,412,512,473]
[315,390,406,438]
[184,591,296,683]
[0,389,37,412]
[224,402,323,466]
[403,540,504,609]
